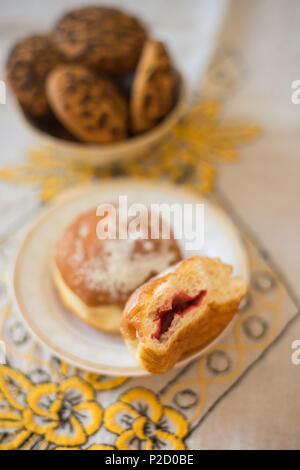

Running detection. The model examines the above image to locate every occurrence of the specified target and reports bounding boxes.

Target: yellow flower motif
[0,366,103,449]
[55,360,128,391]
[83,372,127,391]
[104,388,188,450]
[56,444,115,450]
[0,366,33,450]
[22,377,103,446]
[0,100,260,201]
[0,149,93,202]
[99,99,260,195]
[171,100,260,162]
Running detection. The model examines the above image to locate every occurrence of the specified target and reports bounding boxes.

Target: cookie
[6,35,62,117]
[130,40,178,134]
[46,65,128,143]
[29,110,79,142]
[52,6,147,74]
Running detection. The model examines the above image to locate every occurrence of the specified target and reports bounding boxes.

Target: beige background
[0,0,299,449]
[203,0,300,449]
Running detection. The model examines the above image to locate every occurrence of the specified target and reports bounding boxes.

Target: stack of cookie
[6,6,180,144]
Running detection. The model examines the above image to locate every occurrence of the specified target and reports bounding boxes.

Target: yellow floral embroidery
[0,366,102,449]
[55,360,128,391]
[0,100,260,201]
[104,388,188,450]
[0,149,93,202]
[0,430,32,450]
[0,366,33,410]
[83,372,127,391]
[56,444,115,450]
[88,444,115,450]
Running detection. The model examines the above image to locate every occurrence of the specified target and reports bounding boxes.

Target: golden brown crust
[52,7,147,73]
[54,205,182,308]
[6,35,62,117]
[46,65,128,143]
[121,256,247,373]
[130,40,178,133]
[52,262,122,333]
[137,297,242,373]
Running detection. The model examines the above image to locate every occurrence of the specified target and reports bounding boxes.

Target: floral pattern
[0,149,93,202]
[0,100,260,201]
[83,373,128,392]
[0,366,189,450]
[104,388,188,450]
[23,377,102,446]
[0,366,103,449]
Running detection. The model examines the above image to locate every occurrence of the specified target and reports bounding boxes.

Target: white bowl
[15,76,188,167]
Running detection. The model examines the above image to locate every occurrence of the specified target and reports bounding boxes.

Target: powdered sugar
[143,240,154,252]
[74,238,178,299]
[70,239,85,266]
[78,222,90,238]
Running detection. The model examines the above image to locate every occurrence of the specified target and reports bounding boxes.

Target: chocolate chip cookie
[130,40,178,134]
[52,7,147,74]
[46,65,128,143]
[6,35,62,117]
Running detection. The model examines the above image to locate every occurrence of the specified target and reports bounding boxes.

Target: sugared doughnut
[53,205,182,332]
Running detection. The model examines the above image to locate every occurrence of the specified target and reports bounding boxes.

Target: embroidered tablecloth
[0,0,299,450]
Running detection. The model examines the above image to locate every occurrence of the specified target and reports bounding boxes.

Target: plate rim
[13,179,249,376]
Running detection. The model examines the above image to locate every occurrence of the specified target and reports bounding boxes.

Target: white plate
[13,180,249,376]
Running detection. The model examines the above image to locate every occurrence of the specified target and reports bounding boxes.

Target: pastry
[46,65,128,143]
[121,256,247,373]
[53,205,182,332]
[6,35,62,117]
[52,6,147,74]
[130,40,178,133]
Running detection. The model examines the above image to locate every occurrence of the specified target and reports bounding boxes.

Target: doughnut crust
[53,206,182,332]
[46,65,128,143]
[52,6,147,73]
[121,256,247,373]
[6,35,62,117]
[131,40,178,133]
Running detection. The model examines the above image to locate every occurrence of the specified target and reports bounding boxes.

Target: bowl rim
[15,73,189,158]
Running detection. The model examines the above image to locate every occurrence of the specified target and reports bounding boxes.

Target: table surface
[0,0,299,450]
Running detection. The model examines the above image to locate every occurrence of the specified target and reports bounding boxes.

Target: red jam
[152,290,207,340]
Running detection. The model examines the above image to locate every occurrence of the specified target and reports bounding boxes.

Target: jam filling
[152,289,207,340]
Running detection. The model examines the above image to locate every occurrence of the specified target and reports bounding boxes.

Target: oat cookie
[52,7,147,74]
[46,65,128,143]
[6,35,62,117]
[131,40,178,134]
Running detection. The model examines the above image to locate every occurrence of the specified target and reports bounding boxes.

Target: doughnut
[53,205,182,332]
[121,256,247,373]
